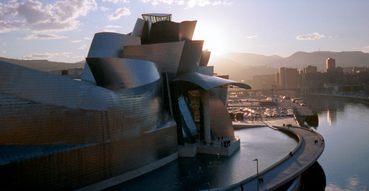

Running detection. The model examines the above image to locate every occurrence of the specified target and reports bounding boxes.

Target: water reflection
[303,96,345,116]
[302,96,369,191]
[325,175,367,191]
[300,162,326,191]
[105,127,298,191]
[327,108,337,126]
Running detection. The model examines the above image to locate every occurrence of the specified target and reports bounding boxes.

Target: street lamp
[253,159,259,191]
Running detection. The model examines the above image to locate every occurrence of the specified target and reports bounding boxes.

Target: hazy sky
[1,0,368,63]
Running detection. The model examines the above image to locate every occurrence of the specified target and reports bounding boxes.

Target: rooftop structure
[142,13,172,23]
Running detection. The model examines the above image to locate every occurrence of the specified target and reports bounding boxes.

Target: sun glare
[192,28,226,56]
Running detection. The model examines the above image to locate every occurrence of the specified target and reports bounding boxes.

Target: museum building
[0,13,250,190]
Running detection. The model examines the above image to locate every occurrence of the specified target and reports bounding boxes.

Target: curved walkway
[213,119,324,191]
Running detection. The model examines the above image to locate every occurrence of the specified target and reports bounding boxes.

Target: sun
[192,26,227,56]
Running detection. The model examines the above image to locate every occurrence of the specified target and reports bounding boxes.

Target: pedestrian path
[211,119,325,191]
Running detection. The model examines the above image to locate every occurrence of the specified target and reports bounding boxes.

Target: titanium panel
[86,57,160,91]
[0,144,95,165]
[122,41,185,80]
[82,32,141,83]
[173,72,252,90]
[0,60,168,144]
[87,32,141,58]
[179,21,197,41]
[209,94,235,138]
[213,86,228,105]
[178,96,197,137]
[148,21,180,44]
[140,19,153,44]
[197,66,214,76]
[147,20,196,44]
[0,125,177,190]
[0,93,105,145]
[176,40,204,77]
[199,49,211,66]
[80,63,96,84]
[0,60,110,111]
[117,80,159,95]
[131,18,145,37]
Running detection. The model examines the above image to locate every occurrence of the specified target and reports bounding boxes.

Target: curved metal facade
[87,32,141,58]
[209,94,235,138]
[122,41,185,80]
[131,18,145,37]
[199,49,211,66]
[0,60,177,190]
[82,32,141,83]
[0,13,252,190]
[176,40,204,77]
[173,71,252,90]
[0,60,169,144]
[86,57,160,91]
[147,20,197,44]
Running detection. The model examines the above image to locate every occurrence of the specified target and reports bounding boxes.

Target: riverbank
[213,116,324,191]
[302,96,369,190]
[233,116,298,129]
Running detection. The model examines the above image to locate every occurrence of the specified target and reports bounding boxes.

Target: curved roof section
[0,60,111,111]
[147,20,197,44]
[82,32,141,83]
[209,95,234,138]
[122,41,185,80]
[87,32,141,58]
[173,72,251,90]
[176,40,204,77]
[199,50,211,66]
[86,57,160,92]
[131,18,145,37]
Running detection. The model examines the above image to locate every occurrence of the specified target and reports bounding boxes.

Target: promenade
[209,117,325,191]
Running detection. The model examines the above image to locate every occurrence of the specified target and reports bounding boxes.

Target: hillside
[218,53,283,66]
[2,51,369,81]
[267,51,369,72]
[209,51,369,80]
[0,57,85,71]
[209,56,278,81]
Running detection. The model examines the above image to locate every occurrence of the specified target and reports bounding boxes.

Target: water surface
[304,96,369,191]
[105,127,297,190]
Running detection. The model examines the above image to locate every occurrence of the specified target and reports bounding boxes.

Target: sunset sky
[1,0,368,63]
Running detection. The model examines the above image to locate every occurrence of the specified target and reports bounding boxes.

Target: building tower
[326,58,336,73]
[303,65,318,74]
[279,67,299,88]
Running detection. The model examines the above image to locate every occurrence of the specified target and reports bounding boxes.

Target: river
[104,95,369,191]
[105,127,298,191]
[303,96,369,191]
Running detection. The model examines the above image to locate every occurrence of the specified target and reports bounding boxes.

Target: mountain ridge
[2,51,369,81]
[210,51,369,80]
[267,51,369,71]
[0,57,85,72]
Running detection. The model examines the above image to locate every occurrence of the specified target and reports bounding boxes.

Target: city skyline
[1,0,369,63]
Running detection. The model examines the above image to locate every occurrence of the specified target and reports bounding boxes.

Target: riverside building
[0,13,250,190]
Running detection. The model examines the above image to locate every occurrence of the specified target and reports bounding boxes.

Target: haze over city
[1,0,369,63]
